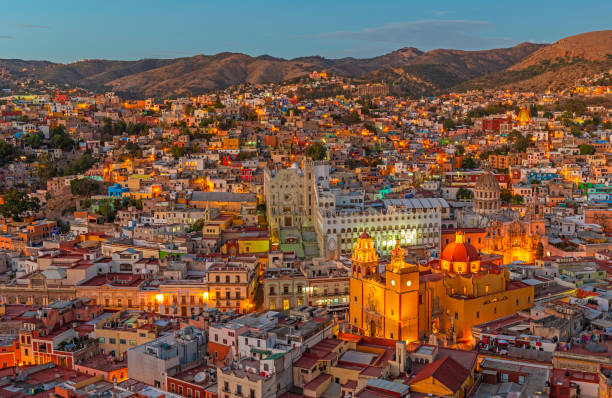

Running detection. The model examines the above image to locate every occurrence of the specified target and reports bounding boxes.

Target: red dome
[441,231,480,262]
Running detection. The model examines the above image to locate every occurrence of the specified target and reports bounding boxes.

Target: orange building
[0,337,21,367]
[349,231,534,345]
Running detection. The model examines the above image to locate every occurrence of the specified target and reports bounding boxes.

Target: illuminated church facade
[349,231,534,344]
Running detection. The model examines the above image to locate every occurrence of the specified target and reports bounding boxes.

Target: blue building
[526,171,559,183]
[108,183,129,197]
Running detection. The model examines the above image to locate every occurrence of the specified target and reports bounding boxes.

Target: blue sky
[1,0,610,63]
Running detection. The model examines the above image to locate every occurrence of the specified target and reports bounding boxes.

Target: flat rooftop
[340,350,377,366]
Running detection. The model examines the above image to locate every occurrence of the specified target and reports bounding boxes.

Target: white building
[315,192,449,258]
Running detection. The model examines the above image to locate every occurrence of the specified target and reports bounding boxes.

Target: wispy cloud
[15,24,50,29]
[0,35,12,39]
[321,20,516,51]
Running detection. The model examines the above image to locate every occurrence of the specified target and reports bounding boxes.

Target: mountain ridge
[1,30,610,98]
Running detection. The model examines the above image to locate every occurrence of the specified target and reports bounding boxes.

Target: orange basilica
[349,230,534,345]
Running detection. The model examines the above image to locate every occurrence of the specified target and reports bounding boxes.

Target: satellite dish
[194,372,206,383]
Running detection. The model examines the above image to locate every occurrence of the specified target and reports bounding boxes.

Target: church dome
[441,231,480,262]
[475,172,500,193]
[473,172,501,215]
[440,231,482,274]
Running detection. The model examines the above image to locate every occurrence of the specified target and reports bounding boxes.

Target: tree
[500,189,513,203]
[578,144,595,155]
[214,95,224,108]
[0,141,21,166]
[305,142,327,161]
[25,132,44,149]
[184,104,195,117]
[102,118,113,135]
[36,153,60,183]
[98,201,115,222]
[0,189,40,221]
[66,153,97,175]
[456,187,474,200]
[125,142,142,158]
[70,178,104,196]
[561,99,586,115]
[188,218,207,232]
[461,156,477,169]
[510,194,524,205]
[340,111,361,125]
[171,145,187,159]
[56,219,70,234]
[113,120,127,135]
[49,125,75,150]
[443,119,456,131]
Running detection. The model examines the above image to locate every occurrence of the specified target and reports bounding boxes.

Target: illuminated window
[391,280,395,286]
[406,280,412,287]
[283,300,290,310]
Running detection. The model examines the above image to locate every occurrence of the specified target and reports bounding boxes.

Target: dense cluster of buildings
[0,71,612,396]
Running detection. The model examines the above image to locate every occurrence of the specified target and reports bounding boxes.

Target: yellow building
[349,231,534,345]
[94,311,162,360]
[349,232,420,343]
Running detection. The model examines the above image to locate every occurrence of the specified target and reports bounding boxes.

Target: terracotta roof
[304,373,331,391]
[409,355,468,392]
[294,356,318,369]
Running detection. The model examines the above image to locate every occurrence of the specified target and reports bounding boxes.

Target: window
[476,312,479,319]
[109,338,116,344]
[119,339,126,345]
[215,275,220,282]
